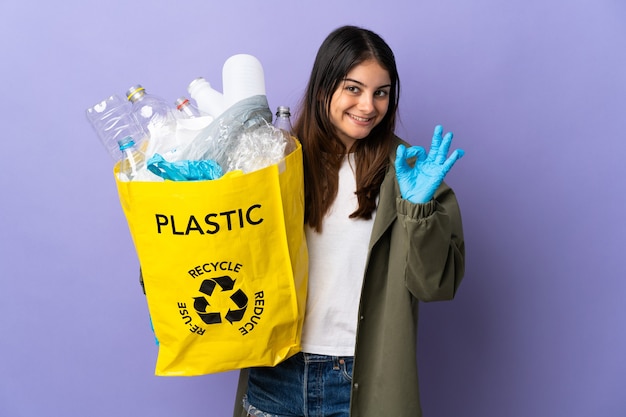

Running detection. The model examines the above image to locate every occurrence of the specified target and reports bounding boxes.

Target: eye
[374,89,389,98]
[346,85,360,94]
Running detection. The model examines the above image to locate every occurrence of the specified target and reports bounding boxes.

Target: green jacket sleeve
[396,182,465,301]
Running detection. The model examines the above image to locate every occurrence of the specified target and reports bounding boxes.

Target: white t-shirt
[301,154,376,356]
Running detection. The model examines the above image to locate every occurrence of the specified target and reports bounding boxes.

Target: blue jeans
[243,352,354,417]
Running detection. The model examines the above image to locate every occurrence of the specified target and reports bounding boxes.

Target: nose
[357,94,375,114]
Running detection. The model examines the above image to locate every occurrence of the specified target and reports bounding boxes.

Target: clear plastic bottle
[85,95,144,161]
[187,77,226,119]
[273,106,293,133]
[273,106,296,155]
[175,96,202,118]
[126,84,174,138]
[118,136,145,181]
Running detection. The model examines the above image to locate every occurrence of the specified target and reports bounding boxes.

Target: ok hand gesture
[395,125,465,204]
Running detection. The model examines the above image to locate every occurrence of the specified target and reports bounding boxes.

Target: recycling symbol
[193,275,248,325]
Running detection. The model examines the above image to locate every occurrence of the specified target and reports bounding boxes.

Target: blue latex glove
[395,125,465,204]
[147,153,224,181]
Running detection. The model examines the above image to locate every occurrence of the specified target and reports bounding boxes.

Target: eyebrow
[344,78,392,89]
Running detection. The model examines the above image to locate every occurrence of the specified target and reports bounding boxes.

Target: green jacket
[233,136,465,416]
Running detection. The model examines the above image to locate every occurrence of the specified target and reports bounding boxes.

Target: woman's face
[328,59,391,149]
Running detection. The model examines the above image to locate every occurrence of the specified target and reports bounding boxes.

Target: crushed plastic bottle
[126,84,175,139]
[86,95,144,161]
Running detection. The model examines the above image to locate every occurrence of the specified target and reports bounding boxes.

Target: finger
[427,125,444,163]
[404,145,425,160]
[435,131,454,164]
[412,146,427,161]
[441,149,465,174]
[395,145,425,172]
[396,144,414,162]
[395,144,410,172]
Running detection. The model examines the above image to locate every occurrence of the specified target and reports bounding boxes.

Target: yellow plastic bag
[115,142,307,376]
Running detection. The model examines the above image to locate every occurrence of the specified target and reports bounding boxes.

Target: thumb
[395,144,410,174]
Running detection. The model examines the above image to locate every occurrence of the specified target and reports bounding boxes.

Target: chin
[353,131,373,140]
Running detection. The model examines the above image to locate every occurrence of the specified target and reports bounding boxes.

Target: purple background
[1,0,625,416]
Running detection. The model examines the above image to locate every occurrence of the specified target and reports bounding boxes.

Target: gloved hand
[395,125,465,204]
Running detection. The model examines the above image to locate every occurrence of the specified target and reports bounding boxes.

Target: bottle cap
[118,136,136,150]
[175,97,190,110]
[276,106,291,116]
[126,85,146,102]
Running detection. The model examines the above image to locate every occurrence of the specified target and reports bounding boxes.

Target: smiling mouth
[348,113,373,122]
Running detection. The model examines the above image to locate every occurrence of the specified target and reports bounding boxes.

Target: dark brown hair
[294,25,400,232]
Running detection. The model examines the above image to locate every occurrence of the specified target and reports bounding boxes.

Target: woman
[234,25,465,417]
